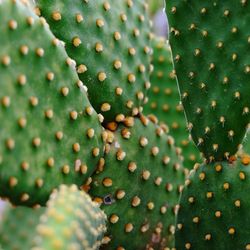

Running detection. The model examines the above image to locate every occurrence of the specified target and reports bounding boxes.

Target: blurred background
[149,0,168,38]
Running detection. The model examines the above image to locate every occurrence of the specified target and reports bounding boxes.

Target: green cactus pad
[36,0,152,123]
[144,37,201,169]
[176,156,250,250]
[0,205,44,250]
[89,116,187,249]
[0,0,104,206]
[165,1,250,161]
[33,184,107,250]
[242,128,250,155]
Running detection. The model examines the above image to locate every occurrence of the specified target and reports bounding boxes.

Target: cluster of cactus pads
[165,1,250,250]
[0,0,250,249]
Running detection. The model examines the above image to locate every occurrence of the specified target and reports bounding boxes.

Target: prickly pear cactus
[165,1,250,161]
[89,115,187,249]
[0,205,43,250]
[34,185,107,250]
[36,0,153,123]
[0,0,104,206]
[176,156,250,250]
[144,37,201,169]
[242,127,250,155]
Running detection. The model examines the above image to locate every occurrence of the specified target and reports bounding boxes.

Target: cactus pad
[0,0,104,206]
[144,37,201,169]
[165,0,250,161]
[0,205,43,250]
[176,156,250,250]
[36,0,152,123]
[34,185,107,250]
[90,116,187,249]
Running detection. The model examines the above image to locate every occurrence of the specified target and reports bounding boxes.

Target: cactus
[2,0,250,249]
[0,0,104,206]
[89,115,187,249]
[144,36,201,169]
[0,205,44,250]
[0,185,106,250]
[175,156,250,250]
[164,1,250,250]
[34,184,107,250]
[165,0,250,162]
[36,0,152,123]
[241,128,250,155]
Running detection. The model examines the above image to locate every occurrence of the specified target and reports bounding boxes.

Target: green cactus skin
[89,115,188,249]
[165,1,250,162]
[0,0,104,206]
[242,128,250,155]
[36,0,153,123]
[33,184,107,250]
[144,37,201,169]
[176,156,250,250]
[0,205,44,250]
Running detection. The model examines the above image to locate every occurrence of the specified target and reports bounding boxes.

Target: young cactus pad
[0,205,44,250]
[90,116,187,249]
[36,0,153,123]
[165,1,250,161]
[176,157,250,250]
[0,0,104,206]
[144,37,201,169]
[34,185,107,250]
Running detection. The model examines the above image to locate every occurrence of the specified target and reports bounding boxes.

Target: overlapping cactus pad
[0,0,104,206]
[144,37,201,169]
[89,116,187,249]
[0,205,44,250]
[34,185,107,250]
[36,0,153,123]
[176,156,250,250]
[0,185,107,250]
[166,1,250,161]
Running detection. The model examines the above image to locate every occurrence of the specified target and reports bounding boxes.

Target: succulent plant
[1,0,249,249]
[0,184,106,250]
[164,1,250,250]
[36,0,153,124]
[175,156,250,250]
[0,205,43,250]
[144,36,201,169]
[34,184,107,250]
[241,128,250,156]
[165,0,250,162]
[89,115,187,249]
[0,0,104,206]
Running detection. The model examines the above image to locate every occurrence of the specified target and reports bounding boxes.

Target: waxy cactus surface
[0,0,104,206]
[166,0,250,162]
[176,157,250,250]
[90,115,187,249]
[36,0,153,123]
[144,37,201,169]
[34,185,107,250]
